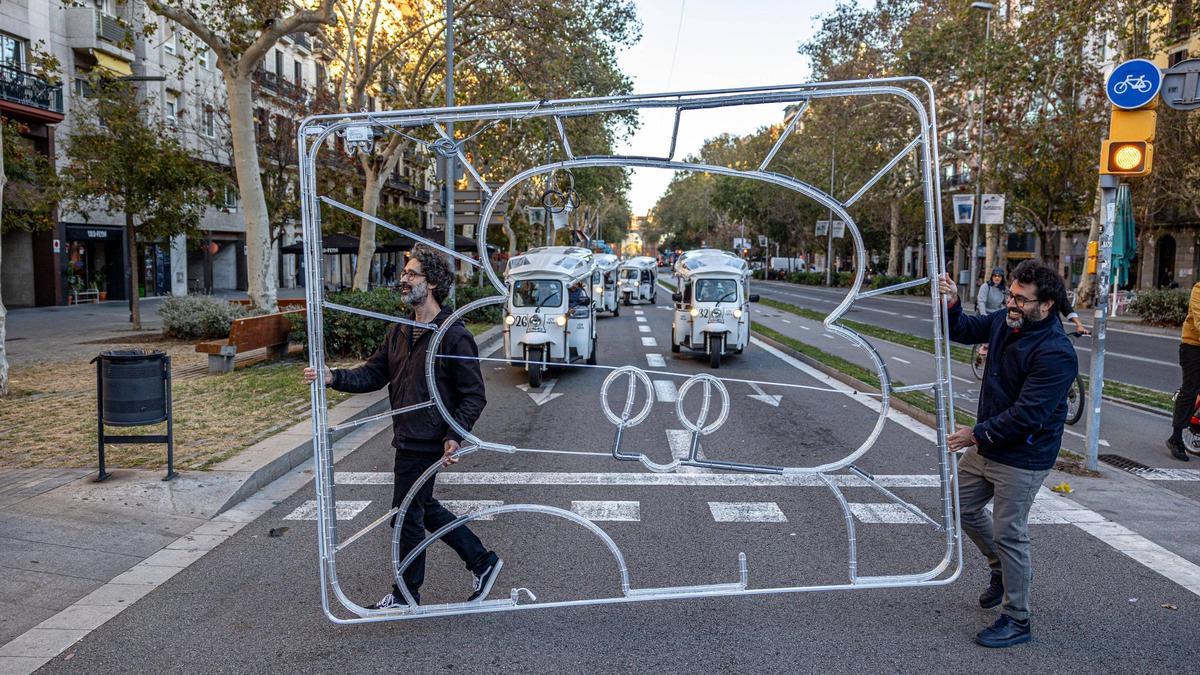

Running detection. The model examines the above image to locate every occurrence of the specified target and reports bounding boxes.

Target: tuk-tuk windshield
[619,268,640,280]
[695,279,739,303]
[512,279,563,307]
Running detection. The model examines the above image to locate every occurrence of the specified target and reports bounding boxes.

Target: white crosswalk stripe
[284,500,371,521]
[1135,468,1200,481]
[646,353,666,367]
[440,500,504,521]
[570,500,640,522]
[848,503,925,524]
[708,501,787,523]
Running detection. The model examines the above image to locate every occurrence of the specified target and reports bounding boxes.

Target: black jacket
[947,299,1078,471]
[329,307,487,456]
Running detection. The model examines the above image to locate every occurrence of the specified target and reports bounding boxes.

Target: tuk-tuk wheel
[671,341,680,353]
[586,338,597,365]
[528,347,544,388]
[613,303,620,316]
[708,335,722,369]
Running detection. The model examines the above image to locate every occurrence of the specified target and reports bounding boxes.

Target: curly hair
[1012,260,1064,308]
[410,244,454,304]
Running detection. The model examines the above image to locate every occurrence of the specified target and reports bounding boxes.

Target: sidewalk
[0,389,387,655]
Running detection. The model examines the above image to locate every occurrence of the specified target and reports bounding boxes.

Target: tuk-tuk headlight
[711,308,723,321]
[733,309,743,319]
[555,315,567,327]
[594,285,603,293]
[529,315,543,328]
[505,315,516,326]
[689,308,699,317]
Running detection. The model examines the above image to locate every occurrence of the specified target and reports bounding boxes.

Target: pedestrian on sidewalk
[938,260,1078,649]
[1167,281,1200,462]
[976,267,1007,316]
[304,244,501,609]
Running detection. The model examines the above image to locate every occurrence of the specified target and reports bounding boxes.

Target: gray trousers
[957,449,1049,621]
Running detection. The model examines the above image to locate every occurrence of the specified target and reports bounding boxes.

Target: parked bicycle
[969,332,1087,425]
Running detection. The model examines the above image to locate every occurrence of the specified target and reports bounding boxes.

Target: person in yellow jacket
[1168,281,1200,461]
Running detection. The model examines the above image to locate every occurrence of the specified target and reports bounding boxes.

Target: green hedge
[289,285,502,358]
[867,274,929,296]
[1129,288,1188,326]
[160,296,256,339]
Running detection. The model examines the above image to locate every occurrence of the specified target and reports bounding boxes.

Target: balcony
[287,32,311,50]
[64,6,136,62]
[253,69,305,100]
[0,64,65,122]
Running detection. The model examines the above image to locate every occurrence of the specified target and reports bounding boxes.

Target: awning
[92,51,133,77]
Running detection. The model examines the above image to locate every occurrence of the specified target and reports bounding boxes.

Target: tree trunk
[352,170,382,291]
[887,198,901,276]
[0,122,8,396]
[126,212,141,331]
[224,73,276,312]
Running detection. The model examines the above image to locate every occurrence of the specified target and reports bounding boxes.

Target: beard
[1005,305,1045,330]
[399,282,428,307]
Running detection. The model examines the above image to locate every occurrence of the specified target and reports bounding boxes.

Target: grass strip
[754,324,975,427]
[758,296,1171,413]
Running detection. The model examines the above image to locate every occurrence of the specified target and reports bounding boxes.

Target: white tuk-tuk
[591,253,621,316]
[503,246,599,388]
[670,249,759,368]
[617,256,658,305]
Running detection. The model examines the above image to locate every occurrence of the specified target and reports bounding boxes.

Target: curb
[211,324,504,514]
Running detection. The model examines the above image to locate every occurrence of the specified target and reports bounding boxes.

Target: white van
[503,246,598,387]
[670,249,759,368]
[591,253,621,316]
[617,256,658,305]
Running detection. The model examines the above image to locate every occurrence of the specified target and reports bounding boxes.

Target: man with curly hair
[305,244,500,609]
[938,260,1078,648]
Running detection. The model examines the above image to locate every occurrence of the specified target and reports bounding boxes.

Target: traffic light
[1099,107,1156,176]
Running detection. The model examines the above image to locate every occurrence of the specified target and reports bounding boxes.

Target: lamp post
[967,1,993,303]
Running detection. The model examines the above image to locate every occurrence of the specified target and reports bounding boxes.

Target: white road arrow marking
[516,379,563,406]
[746,381,782,407]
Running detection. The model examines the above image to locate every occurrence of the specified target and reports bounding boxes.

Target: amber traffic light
[1099,107,1156,176]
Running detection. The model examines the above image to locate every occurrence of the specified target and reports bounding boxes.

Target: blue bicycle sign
[1106,59,1162,109]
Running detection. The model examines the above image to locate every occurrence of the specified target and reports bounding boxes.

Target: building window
[275,50,284,77]
[1132,11,1151,57]
[0,32,26,69]
[316,63,325,89]
[293,60,302,85]
[1169,49,1189,67]
[165,94,178,123]
[202,106,215,137]
[223,185,239,211]
[73,77,93,99]
[198,47,211,69]
[163,30,176,55]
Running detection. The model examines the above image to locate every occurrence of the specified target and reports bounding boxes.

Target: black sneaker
[467,554,503,602]
[370,590,417,609]
[979,572,1004,609]
[1167,438,1190,462]
[975,614,1031,648]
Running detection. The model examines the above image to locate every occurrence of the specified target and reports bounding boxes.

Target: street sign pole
[825,145,835,286]
[1085,174,1119,472]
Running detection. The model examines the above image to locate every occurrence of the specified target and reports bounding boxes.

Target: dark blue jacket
[947,300,1077,471]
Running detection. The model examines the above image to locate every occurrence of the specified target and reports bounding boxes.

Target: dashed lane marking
[639,325,652,333]
[440,500,504,520]
[646,354,666,367]
[571,500,641,522]
[284,500,371,521]
[334,472,941,487]
[641,337,658,347]
[708,502,788,523]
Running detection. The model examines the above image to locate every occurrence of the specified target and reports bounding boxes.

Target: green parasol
[1111,183,1137,288]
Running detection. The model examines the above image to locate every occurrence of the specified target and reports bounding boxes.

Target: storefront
[64,225,125,301]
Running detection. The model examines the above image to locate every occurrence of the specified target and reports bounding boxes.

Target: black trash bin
[92,349,177,481]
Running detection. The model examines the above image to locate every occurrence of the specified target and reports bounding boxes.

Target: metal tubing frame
[298,78,962,625]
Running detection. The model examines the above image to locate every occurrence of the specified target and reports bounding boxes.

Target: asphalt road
[752,279,1179,395]
[38,293,1198,672]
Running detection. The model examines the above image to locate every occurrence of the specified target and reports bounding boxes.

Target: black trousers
[1172,343,1200,439]
[391,453,491,600]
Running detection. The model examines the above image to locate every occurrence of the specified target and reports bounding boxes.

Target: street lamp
[967,1,993,304]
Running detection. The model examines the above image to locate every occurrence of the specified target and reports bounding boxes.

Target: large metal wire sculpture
[299,78,963,624]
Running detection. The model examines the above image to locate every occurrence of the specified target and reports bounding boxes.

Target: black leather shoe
[979,572,1004,609]
[975,614,1031,648]
[1168,438,1190,462]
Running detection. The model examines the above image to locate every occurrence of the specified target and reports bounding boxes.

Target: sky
[614,0,841,215]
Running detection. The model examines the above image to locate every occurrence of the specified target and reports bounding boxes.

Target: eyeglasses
[1002,290,1038,308]
[400,270,425,280]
